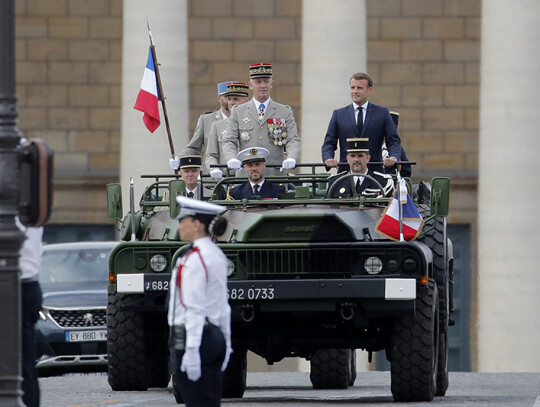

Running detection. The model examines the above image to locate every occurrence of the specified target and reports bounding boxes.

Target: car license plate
[65,330,107,342]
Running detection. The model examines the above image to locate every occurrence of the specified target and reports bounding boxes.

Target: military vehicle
[105,166,453,402]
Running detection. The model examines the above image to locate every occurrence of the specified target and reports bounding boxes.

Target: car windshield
[40,247,112,284]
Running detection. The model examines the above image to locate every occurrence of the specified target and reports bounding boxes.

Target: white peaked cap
[175,195,226,220]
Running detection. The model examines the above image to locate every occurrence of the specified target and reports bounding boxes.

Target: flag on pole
[134,47,161,133]
[375,179,423,241]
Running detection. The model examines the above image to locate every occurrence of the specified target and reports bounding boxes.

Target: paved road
[40,371,540,407]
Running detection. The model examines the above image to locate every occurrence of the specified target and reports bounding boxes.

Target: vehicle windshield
[40,247,113,284]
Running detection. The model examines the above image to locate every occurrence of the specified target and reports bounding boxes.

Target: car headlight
[226,259,235,276]
[364,256,383,275]
[150,254,167,272]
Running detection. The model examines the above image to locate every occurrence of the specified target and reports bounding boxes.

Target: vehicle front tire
[390,282,439,402]
[107,292,148,391]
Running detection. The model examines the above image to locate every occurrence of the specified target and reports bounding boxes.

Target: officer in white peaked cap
[168,196,231,406]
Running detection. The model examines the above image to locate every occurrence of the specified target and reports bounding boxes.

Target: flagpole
[398,172,404,242]
[147,19,178,175]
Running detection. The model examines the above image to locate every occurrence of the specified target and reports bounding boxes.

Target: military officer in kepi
[168,196,231,406]
[326,138,394,198]
[205,81,251,179]
[179,155,203,199]
[170,81,232,171]
[222,63,301,176]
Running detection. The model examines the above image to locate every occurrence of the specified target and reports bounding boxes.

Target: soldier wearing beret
[222,63,301,176]
[228,147,285,200]
[170,82,231,171]
[327,138,394,198]
[205,82,250,179]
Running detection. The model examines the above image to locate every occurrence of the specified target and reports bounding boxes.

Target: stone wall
[15,0,123,223]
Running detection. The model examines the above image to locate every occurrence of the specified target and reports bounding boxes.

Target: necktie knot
[253,184,260,196]
[187,191,194,198]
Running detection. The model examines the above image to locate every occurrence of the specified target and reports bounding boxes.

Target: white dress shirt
[168,236,231,349]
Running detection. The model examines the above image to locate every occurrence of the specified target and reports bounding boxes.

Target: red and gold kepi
[226,82,249,97]
[249,63,272,79]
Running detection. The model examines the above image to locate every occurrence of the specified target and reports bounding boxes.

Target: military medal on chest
[267,118,287,146]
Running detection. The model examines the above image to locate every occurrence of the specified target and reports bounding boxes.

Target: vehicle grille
[224,245,417,280]
[48,308,106,328]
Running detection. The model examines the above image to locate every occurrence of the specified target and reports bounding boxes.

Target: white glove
[382,143,389,159]
[210,168,223,179]
[169,156,180,170]
[280,158,296,171]
[180,347,201,382]
[227,158,242,170]
[221,346,233,371]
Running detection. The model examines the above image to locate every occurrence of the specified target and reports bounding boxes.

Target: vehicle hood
[40,281,107,309]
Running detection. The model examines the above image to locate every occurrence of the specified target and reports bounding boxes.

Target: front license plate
[228,285,275,301]
[65,330,107,342]
[144,274,170,292]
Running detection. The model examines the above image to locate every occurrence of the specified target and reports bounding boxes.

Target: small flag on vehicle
[376,178,423,241]
[134,47,161,133]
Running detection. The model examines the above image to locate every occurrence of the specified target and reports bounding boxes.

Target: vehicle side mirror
[169,179,186,219]
[106,183,123,221]
[430,177,450,217]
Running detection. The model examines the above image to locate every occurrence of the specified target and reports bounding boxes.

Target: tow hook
[340,302,356,321]
[240,304,255,323]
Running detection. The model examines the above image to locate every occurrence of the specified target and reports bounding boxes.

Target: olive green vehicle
[105,166,453,402]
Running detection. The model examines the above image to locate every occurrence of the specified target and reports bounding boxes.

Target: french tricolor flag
[134,47,161,133]
[376,179,423,241]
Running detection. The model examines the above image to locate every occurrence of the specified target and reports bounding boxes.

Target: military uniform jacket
[204,118,228,173]
[222,99,301,176]
[167,236,231,349]
[326,170,394,198]
[229,180,285,200]
[181,110,224,167]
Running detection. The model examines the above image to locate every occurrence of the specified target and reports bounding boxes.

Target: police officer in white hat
[168,196,231,406]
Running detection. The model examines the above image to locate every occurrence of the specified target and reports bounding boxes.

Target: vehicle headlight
[402,257,418,274]
[150,254,167,272]
[364,256,383,275]
[226,259,235,276]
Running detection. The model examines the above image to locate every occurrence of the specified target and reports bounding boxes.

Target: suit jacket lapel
[363,102,374,136]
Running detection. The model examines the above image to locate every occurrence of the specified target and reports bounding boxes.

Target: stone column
[300,0,368,373]
[301,0,367,165]
[121,0,189,199]
[478,0,540,371]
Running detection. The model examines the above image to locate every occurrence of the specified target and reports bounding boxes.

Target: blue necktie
[357,107,363,135]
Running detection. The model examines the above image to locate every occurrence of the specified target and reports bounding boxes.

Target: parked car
[36,241,118,376]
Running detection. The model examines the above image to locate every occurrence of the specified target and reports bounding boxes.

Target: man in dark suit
[327,138,394,198]
[321,72,402,174]
[228,147,285,200]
